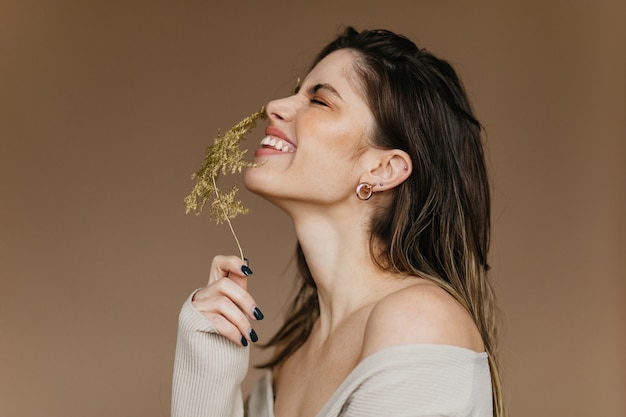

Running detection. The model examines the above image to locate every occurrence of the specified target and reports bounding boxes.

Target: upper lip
[265,126,296,147]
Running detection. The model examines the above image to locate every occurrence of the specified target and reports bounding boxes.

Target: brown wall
[1,1,624,416]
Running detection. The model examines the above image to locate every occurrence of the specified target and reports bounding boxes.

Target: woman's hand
[191,255,264,347]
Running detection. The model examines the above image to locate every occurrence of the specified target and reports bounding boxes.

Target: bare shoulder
[360,279,485,359]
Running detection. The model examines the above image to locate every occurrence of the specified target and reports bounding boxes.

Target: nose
[265,95,296,122]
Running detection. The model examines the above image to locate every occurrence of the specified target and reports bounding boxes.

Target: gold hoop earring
[356,182,374,200]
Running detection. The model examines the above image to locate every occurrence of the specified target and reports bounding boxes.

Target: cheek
[301,118,368,158]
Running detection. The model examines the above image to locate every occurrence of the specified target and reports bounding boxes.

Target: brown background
[1,1,624,416]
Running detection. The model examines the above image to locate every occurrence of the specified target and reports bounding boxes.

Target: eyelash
[310,97,328,106]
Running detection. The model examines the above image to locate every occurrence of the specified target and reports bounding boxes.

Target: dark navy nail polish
[243,257,249,266]
[241,265,253,276]
[249,329,258,343]
[253,307,264,321]
[240,335,248,347]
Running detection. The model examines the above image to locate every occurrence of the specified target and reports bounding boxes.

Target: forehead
[304,49,364,96]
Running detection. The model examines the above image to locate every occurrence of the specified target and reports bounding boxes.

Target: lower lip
[254,147,294,157]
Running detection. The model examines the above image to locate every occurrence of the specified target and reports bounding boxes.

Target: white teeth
[260,135,294,152]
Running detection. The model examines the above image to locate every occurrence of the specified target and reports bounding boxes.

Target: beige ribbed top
[172,292,493,417]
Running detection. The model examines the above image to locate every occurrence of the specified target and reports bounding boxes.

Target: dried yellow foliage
[184,107,266,258]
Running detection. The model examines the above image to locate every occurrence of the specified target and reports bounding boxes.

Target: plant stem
[211,176,245,260]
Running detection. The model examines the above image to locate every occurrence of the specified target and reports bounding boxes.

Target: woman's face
[243,49,376,211]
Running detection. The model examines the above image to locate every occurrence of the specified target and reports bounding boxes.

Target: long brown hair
[261,27,505,416]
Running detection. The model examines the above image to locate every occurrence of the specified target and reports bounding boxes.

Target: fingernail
[243,257,250,267]
[240,335,248,347]
[249,329,258,343]
[253,307,264,321]
[241,265,253,276]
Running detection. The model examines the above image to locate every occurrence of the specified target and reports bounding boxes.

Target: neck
[290,207,404,342]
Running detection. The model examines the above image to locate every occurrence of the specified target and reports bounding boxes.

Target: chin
[242,167,295,214]
[242,166,259,191]
[243,166,273,198]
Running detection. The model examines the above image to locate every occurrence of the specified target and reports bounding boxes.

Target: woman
[172,27,505,417]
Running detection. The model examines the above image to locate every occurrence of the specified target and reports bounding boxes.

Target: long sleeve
[172,291,250,417]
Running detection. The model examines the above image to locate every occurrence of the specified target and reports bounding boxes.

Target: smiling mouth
[260,136,296,153]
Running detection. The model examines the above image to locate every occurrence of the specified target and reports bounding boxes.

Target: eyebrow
[308,83,343,101]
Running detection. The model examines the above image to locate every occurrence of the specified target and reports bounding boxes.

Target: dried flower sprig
[184,107,266,259]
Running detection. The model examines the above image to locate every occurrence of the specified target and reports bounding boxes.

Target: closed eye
[307,83,341,107]
[310,97,328,106]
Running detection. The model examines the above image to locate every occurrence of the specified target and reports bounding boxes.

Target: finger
[198,296,258,346]
[204,312,253,346]
[194,277,262,321]
[208,255,253,289]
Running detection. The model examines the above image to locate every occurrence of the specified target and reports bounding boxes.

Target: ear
[361,149,412,193]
